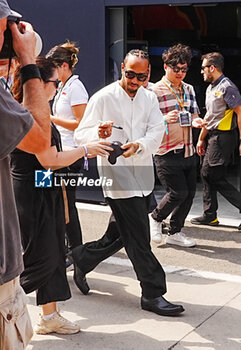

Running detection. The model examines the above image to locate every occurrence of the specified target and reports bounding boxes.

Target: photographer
[149,43,205,247]
[0,1,51,348]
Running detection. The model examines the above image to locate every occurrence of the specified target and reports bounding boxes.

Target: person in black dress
[10,57,112,335]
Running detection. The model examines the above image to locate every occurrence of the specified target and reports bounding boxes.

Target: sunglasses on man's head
[124,67,148,82]
[46,79,60,89]
[167,65,188,73]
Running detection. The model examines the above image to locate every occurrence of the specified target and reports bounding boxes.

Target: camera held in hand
[0,11,42,60]
[0,11,22,60]
[108,141,124,165]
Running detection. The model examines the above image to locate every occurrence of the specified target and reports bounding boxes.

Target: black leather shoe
[141,295,184,316]
[73,264,90,295]
[191,215,219,226]
[67,252,90,295]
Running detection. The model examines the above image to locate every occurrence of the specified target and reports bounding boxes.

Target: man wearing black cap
[0,1,51,348]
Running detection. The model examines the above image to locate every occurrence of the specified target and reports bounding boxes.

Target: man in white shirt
[72,49,184,316]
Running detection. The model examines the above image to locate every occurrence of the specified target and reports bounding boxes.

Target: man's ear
[121,62,124,72]
[62,62,69,69]
[210,65,215,73]
[164,63,168,72]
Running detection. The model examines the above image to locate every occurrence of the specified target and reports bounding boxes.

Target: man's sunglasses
[167,65,188,73]
[124,67,148,82]
[46,79,60,88]
[201,65,212,70]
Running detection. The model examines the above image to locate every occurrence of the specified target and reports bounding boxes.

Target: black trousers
[71,192,156,272]
[64,159,83,250]
[201,130,241,219]
[151,152,197,234]
[72,214,122,273]
[72,195,166,298]
[14,181,71,306]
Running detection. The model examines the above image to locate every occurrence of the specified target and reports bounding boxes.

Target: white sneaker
[35,312,81,335]
[166,232,196,248]
[149,215,162,243]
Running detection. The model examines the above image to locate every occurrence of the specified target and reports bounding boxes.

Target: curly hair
[162,43,192,66]
[46,40,79,71]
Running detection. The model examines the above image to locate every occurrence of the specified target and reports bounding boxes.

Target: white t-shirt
[53,74,88,147]
[74,81,165,199]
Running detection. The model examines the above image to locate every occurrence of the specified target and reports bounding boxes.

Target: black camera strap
[4,30,14,92]
[5,56,13,90]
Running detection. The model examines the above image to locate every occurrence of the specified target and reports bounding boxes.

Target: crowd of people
[0,0,240,348]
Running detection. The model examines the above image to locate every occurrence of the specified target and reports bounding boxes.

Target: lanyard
[52,85,62,116]
[52,74,75,115]
[162,80,186,110]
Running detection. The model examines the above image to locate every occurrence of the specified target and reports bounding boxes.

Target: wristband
[82,145,89,171]
[20,64,41,85]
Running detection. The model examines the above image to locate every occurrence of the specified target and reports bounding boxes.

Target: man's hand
[233,106,241,156]
[164,110,179,124]
[192,117,208,128]
[98,121,114,139]
[9,21,36,66]
[197,139,206,156]
[121,142,139,158]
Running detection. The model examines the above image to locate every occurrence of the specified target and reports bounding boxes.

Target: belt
[209,129,235,135]
[160,148,185,157]
[173,148,184,154]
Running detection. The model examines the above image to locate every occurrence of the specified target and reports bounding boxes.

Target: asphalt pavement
[26,191,241,350]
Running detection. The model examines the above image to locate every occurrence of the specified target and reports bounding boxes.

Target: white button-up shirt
[74,81,164,199]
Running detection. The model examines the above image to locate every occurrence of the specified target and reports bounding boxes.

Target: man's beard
[127,84,138,96]
[204,73,213,83]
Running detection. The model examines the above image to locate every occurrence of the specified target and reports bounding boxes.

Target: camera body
[179,110,192,127]
[0,12,22,60]
[108,141,124,165]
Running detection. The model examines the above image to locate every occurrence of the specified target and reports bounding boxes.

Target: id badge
[179,111,192,127]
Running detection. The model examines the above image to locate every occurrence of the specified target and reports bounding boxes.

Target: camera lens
[0,27,14,60]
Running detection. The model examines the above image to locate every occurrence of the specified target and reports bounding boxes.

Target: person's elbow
[34,134,51,152]
[17,124,51,154]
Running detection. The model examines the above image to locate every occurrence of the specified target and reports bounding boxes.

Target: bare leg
[41,302,56,315]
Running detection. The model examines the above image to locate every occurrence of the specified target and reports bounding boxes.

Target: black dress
[10,124,71,305]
